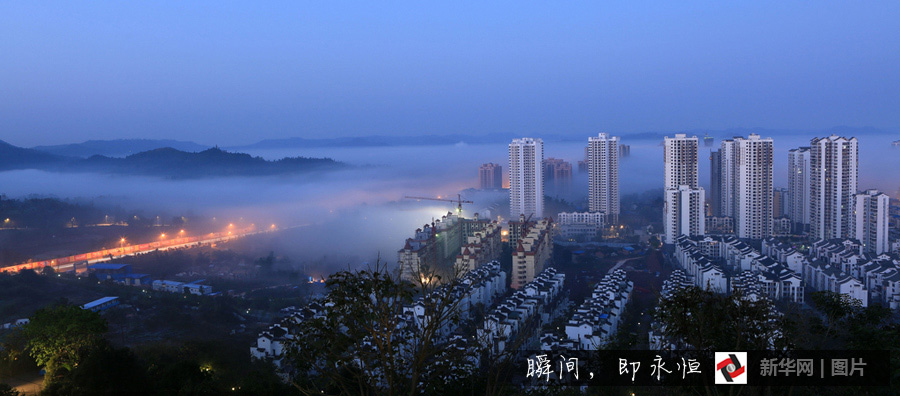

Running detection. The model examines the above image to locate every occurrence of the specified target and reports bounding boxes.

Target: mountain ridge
[1,141,345,178]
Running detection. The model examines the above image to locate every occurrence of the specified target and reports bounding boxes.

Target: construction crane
[404,194,474,214]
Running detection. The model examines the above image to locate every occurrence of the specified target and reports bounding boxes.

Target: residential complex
[511,218,553,289]
[541,269,632,351]
[478,267,565,355]
[398,213,501,281]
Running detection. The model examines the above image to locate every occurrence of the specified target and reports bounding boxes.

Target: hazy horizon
[3,2,899,147]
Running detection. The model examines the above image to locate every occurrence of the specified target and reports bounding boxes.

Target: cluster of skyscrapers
[666,133,890,254]
[504,134,620,222]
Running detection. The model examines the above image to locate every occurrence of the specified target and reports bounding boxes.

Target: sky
[2,1,899,147]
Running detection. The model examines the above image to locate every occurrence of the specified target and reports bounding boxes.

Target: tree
[40,341,149,396]
[808,290,862,341]
[285,258,479,396]
[653,286,786,351]
[21,303,107,375]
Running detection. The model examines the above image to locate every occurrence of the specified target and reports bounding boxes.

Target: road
[608,257,643,274]
[1,224,309,274]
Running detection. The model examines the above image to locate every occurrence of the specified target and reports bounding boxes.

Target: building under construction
[398,212,502,283]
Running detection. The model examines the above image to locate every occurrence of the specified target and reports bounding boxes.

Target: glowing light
[160,233,166,238]
[228,223,234,228]
[120,238,126,243]
[179,229,185,234]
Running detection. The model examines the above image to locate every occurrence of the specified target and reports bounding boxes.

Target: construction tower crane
[404,194,474,214]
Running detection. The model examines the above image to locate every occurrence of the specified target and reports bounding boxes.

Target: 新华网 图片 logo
[714,352,747,384]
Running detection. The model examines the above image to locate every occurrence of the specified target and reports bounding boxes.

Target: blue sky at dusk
[2,1,898,146]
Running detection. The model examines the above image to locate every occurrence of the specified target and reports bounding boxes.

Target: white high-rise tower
[588,133,619,223]
[733,134,774,239]
[854,189,890,254]
[810,135,858,241]
[509,138,544,219]
[663,134,705,244]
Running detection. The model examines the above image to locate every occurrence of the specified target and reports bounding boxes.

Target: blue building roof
[82,296,119,310]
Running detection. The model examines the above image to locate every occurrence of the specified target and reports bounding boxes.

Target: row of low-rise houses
[477,267,565,356]
[673,235,804,303]
[251,262,509,380]
[674,234,900,309]
[85,263,213,295]
[250,301,330,379]
[541,269,633,351]
[402,261,507,341]
[672,236,728,293]
[764,238,900,308]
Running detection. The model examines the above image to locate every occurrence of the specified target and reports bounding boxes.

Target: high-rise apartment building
[664,186,706,244]
[810,135,858,241]
[773,188,788,219]
[709,149,722,216]
[732,134,774,239]
[543,158,572,192]
[718,139,736,219]
[588,133,619,223]
[663,134,705,243]
[788,147,811,233]
[509,138,544,219]
[479,163,503,190]
[664,134,699,189]
[854,189,889,254]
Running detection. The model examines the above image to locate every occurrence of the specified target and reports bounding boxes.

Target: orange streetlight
[160,233,166,239]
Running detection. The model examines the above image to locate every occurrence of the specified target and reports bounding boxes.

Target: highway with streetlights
[0,223,299,274]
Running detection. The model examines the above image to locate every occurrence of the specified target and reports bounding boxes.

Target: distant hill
[0,141,344,178]
[228,134,524,150]
[32,139,210,158]
[0,140,68,168]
